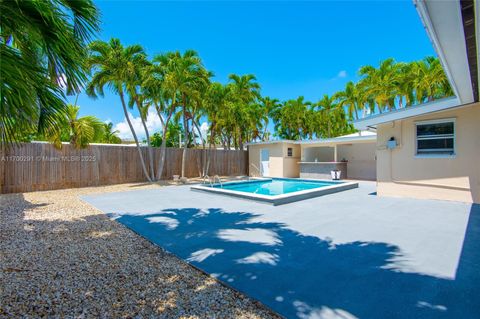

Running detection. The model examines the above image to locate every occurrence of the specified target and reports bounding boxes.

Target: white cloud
[199,122,209,140]
[114,108,163,140]
[114,112,210,143]
[337,70,347,78]
[192,121,210,144]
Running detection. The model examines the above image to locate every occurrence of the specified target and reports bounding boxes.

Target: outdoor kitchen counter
[298,161,347,180]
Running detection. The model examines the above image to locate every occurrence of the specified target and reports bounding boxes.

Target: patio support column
[334,144,338,162]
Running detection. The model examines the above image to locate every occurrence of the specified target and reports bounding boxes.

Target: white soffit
[414,0,474,104]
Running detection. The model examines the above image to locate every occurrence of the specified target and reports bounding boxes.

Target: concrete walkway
[82,182,480,319]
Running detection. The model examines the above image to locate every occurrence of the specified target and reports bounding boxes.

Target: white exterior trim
[353,97,461,130]
[414,117,456,158]
[414,0,474,104]
[476,0,480,95]
[246,135,376,147]
[413,0,461,101]
[414,117,456,125]
[245,140,296,146]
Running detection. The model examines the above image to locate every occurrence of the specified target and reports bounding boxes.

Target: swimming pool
[191,178,358,205]
[213,178,341,195]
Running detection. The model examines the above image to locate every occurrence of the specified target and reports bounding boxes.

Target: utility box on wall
[387,138,397,150]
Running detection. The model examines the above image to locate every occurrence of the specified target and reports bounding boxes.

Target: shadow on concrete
[114,204,480,319]
[1,194,278,318]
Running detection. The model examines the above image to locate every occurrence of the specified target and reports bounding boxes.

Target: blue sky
[71,0,436,138]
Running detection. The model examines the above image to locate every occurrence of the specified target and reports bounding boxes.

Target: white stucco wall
[376,102,480,203]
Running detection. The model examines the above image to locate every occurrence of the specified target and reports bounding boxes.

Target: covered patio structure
[247,132,377,181]
[299,132,377,180]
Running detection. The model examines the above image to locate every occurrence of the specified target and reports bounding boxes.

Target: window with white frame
[415,118,455,156]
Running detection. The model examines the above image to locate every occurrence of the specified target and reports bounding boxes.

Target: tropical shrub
[0,0,99,146]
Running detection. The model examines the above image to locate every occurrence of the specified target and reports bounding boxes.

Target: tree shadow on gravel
[1,194,277,318]
[114,205,480,319]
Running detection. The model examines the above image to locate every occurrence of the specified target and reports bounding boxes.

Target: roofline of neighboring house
[245,140,297,146]
[246,135,376,147]
[353,96,462,130]
[298,135,376,145]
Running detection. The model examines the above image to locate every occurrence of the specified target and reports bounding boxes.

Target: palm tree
[205,82,233,152]
[259,97,280,141]
[86,38,153,182]
[45,105,105,149]
[202,83,223,172]
[128,62,156,178]
[316,94,339,138]
[334,81,363,120]
[396,62,415,108]
[244,102,265,143]
[142,55,179,180]
[228,74,261,102]
[412,56,453,103]
[152,50,211,178]
[274,96,309,140]
[358,58,401,113]
[355,57,453,113]
[173,51,211,178]
[228,74,261,149]
[103,122,122,144]
[204,83,228,145]
[1,0,100,146]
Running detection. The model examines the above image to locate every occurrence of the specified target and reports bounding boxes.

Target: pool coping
[190,178,359,205]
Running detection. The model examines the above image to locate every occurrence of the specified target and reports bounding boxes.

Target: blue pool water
[213,178,339,196]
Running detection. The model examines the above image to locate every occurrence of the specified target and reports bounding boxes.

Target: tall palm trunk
[193,120,207,177]
[119,91,152,182]
[205,129,215,176]
[262,119,269,141]
[181,95,189,178]
[204,122,216,176]
[226,134,231,150]
[156,118,169,181]
[238,131,244,150]
[221,134,227,150]
[354,105,359,120]
[135,99,155,180]
[156,111,173,180]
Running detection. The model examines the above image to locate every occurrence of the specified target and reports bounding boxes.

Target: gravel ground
[0,183,280,319]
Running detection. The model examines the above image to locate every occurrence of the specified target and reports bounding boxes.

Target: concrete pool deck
[82,181,480,319]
